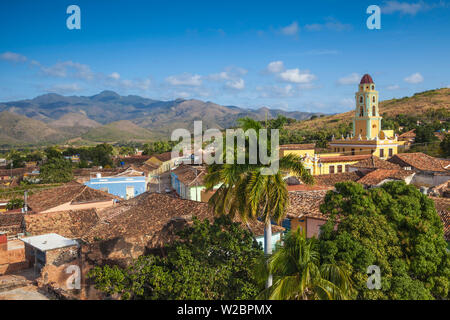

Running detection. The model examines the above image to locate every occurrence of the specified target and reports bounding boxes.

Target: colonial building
[330,74,405,159]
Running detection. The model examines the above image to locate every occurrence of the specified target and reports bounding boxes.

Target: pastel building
[84,175,147,200]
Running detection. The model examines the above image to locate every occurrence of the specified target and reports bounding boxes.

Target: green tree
[258,228,354,300]
[6,198,24,210]
[39,158,73,183]
[318,181,449,300]
[440,133,450,157]
[415,125,438,144]
[89,216,264,300]
[204,117,313,288]
[44,146,63,160]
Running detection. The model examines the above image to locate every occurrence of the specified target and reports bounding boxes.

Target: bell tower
[353,74,381,140]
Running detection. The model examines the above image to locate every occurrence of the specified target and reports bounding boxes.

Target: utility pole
[23,190,28,213]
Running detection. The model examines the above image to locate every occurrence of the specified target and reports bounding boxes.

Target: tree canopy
[318,181,449,300]
[39,157,74,183]
[89,216,264,300]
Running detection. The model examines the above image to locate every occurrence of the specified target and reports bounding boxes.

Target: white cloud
[209,67,247,81]
[387,84,400,90]
[278,68,316,84]
[266,61,284,74]
[381,1,427,15]
[46,83,82,94]
[41,61,94,80]
[166,73,202,86]
[304,19,352,32]
[0,52,27,63]
[280,21,299,36]
[404,72,424,84]
[108,72,120,80]
[337,73,361,85]
[225,78,245,90]
[340,98,354,108]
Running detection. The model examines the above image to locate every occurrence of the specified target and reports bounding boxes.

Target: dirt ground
[0,268,52,300]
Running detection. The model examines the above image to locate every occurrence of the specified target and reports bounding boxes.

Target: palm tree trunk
[264,221,273,288]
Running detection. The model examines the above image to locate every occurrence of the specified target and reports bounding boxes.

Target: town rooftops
[314,171,364,186]
[286,190,329,220]
[430,197,450,241]
[172,164,207,186]
[357,169,414,187]
[279,144,316,151]
[318,154,372,163]
[351,155,401,170]
[398,129,416,139]
[24,209,99,238]
[388,152,449,173]
[360,74,374,84]
[83,192,283,246]
[27,182,120,213]
[21,233,78,252]
[151,152,174,162]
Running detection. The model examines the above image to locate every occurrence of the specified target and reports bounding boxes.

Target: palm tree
[204,117,313,288]
[259,228,354,300]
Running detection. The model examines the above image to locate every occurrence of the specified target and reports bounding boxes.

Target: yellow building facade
[281,74,404,176]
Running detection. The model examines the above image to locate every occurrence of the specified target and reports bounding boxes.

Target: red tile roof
[172,165,206,186]
[83,192,284,246]
[280,144,316,150]
[27,182,119,213]
[351,155,401,170]
[430,197,450,241]
[24,209,99,238]
[286,191,329,220]
[319,154,372,163]
[287,184,333,192]
[388,153,449,173]
[398,129,416,139]
[357,169,414,186]
[314,172,364,186]
[360,74,374,84]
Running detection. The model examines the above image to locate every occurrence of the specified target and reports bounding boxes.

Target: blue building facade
[84,176,147,199]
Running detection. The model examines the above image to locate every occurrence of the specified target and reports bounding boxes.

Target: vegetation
[89,216,264,300]
[258,228,354,300]
[319,181,450,300]
[204,117,313,288]
[39,158,74,183]
[441,133,450,157]
[6,198,24,210]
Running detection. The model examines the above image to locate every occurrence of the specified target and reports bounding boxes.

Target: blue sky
[0,0,449,113]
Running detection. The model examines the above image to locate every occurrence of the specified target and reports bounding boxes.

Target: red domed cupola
[360,74,374,84]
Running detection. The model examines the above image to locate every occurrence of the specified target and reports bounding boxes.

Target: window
[372,107,376,116]
[380,149,384,158]
[389,148,393,157]
[337,165,343,173]
[360,106,364,117]
[345,165,350,172]
[351,148,355,155]
[372,85,374,90]
[360,96,363,103]
[372,96,375,102]
[329,165,335,174]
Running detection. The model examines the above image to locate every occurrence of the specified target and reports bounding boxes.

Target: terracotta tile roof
[0,167,36,177]
[280,144,316,150]
[27,182,119,213]
[286,191,328,220]
[0,212,24,236]
[360,74,374,84]
[287,184,333,192]
[116,155,151,165]
[398,129,416,139]
[152,152,173,162]
[430,197,450,241]
[318,154,372,163]
[73,168,123,178]
[357,169,414,187]
[24,209,99,238]
[351,155,401,170]
[388,153,449,173]
[172,165,206,186]
[83,192,283,246]
[314,172,364,186]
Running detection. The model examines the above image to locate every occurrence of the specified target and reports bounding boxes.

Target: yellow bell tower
[353,74,381,140]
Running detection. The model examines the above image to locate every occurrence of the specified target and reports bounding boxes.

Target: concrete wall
[85,176,146,199]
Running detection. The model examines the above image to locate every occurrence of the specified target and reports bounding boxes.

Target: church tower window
[360,106,364,117]
[372,96,375,102]
[372,107,376,116]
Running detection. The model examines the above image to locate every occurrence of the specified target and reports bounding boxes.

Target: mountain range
[0,91,322,146]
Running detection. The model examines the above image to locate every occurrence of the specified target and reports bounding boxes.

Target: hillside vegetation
[287,88,450,131]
